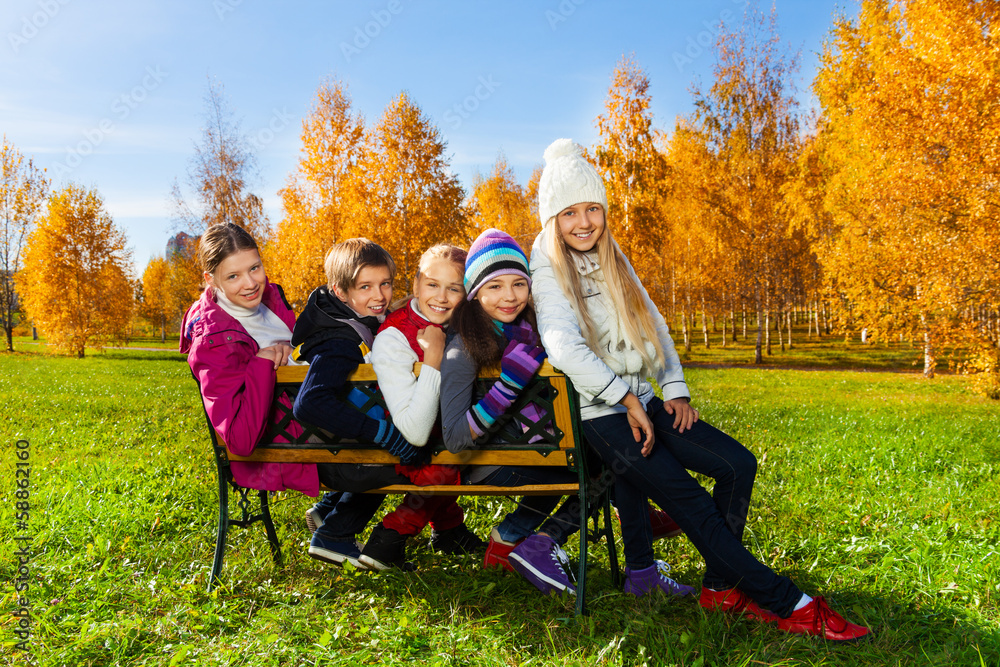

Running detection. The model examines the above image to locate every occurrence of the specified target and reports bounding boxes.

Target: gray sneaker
[509,534,576,596]
[305,506,325,533]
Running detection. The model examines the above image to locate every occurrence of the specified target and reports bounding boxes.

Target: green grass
[1,350,998,666]
[12,335,182,351]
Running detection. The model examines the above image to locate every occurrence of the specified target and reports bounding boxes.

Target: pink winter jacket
[180,282,319,496]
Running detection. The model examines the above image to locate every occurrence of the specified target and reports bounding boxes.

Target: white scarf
[215,288,294,350]
[573,251,658,377]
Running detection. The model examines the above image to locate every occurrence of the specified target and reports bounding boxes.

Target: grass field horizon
[1,345,997,666]
[10,319,961,373]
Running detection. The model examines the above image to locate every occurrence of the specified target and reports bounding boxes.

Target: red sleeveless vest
[377,299,443,360]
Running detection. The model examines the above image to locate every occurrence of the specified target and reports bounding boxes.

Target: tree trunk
[777,309,784,352]
[922,315,936,378]
[701,297,710,349]
[682,310,691,352]
[786,309,792,349]
[742,303,747,340]
[754,302,764,364]
[721,314,728,348]
[4,325,11,352]
[160,314,166,343]
[765,310,772,356]
[670,266,676,326]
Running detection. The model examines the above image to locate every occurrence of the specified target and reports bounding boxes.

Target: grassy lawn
[12,335,181,351]
[0,349,997,666]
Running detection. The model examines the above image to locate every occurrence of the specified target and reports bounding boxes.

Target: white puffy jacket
[529,229,690,421]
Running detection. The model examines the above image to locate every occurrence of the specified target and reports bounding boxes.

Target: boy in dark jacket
[292,238,424,568]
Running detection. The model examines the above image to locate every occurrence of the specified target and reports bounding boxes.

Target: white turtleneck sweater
[215,288,302,364]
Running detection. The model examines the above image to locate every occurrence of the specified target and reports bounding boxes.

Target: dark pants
[313,463,407,540]
[582,397,802,617]
[474,465,584,545]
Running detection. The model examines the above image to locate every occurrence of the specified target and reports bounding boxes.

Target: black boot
[430,523,486,555]
[360,525,414,571]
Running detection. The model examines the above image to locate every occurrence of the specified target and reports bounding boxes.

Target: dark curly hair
[451,298,537,371]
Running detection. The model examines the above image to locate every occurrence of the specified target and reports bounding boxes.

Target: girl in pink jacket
[180,223,318,496]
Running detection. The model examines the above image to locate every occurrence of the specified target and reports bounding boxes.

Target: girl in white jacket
[528,139,870,642]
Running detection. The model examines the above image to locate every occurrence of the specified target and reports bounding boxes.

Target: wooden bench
[199,361,618,616]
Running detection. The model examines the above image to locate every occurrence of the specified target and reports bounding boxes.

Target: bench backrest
[218,361,584,469]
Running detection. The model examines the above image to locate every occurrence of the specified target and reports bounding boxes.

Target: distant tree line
[7,0,998,396]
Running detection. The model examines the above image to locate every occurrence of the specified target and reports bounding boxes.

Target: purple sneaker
[509,534,576,596]
[624,560,695,598]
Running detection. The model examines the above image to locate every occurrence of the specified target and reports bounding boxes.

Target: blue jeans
[475,466,582,545]
[582,397,802,617]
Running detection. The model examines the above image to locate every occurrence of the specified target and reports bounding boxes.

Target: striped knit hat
[464,229,530,301]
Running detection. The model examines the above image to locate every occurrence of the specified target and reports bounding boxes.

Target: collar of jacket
[181,282,288,353]
[570,249,601,277]
[291,285,381,357]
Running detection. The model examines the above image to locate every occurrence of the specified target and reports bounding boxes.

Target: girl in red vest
[361,245,485,569]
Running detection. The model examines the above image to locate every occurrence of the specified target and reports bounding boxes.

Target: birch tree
[0,138,48,351]
[345,92,466,287]
[812,0,1000,380]
[467,152,534,249]
[19,185,134,357]
[689,5,802,363]
[171,79,269,240]
[268,79,365,308]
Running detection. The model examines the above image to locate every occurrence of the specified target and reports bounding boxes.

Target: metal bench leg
[602,487,621,589]
[209,472,229,592]
[575,488,589,617]
[259,490,283,565]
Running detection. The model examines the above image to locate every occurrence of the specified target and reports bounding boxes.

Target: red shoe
[615,505,683,540]
[483,528,522,572]
[699,586,778,622]
[648,507,683,540]
[774,596,872,642]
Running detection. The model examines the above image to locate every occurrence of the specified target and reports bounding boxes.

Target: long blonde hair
[543,213,666,371]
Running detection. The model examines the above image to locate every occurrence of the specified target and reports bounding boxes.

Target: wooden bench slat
[354,483,581,496]
[274,360,566,383]
[225,446,570,467]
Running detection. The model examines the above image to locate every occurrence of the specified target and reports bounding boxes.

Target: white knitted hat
[537,138,607,228]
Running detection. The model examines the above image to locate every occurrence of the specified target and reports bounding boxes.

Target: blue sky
[2,0,856,271]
